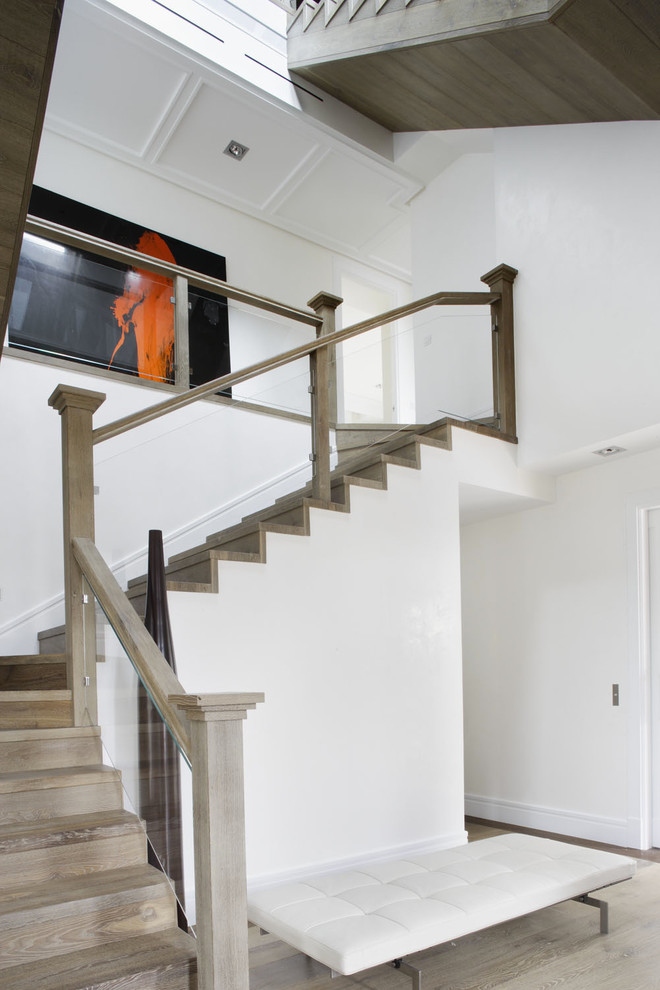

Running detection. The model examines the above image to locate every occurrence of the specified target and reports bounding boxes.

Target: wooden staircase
[0,657,197,989]
[0,415,514,988]
[124,416,505,611]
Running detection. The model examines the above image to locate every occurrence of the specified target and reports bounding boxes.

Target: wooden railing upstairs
[46,239,516,989]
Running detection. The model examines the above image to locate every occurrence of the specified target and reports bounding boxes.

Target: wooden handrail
[24,216,322,329]
[93,289,499,445]
[71,536,192,761]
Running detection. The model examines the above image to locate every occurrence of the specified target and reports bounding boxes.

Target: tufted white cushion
[247,833,636,975]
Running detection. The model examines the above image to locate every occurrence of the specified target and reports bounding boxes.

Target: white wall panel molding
[47,0,192,158]
[261,146,331,214]
[143,75,204,165]
[43,0,416,272]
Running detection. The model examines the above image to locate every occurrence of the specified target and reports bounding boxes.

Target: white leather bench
[248,833,636,986]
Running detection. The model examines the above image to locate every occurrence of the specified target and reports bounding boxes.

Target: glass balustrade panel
[8,233,176,384]
[82,587,196,931]
[225,298,314,418]
[336,305,494,461]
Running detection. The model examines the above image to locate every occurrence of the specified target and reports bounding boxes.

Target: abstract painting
[8,187,230,388]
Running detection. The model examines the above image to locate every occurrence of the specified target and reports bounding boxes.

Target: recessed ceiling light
[594,445,626,457]
[223,140,249,161]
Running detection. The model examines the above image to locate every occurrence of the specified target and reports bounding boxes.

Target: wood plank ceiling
[288,0,660,132]
[0,0,63,358]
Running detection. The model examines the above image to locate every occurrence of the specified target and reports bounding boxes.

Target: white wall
[168,443,467,888]
[410,153,496,425]
[410,122,660,467]
[461,446,660,847]
[0,354,311,653]
[494,121,660,469]
[404,120,660,848]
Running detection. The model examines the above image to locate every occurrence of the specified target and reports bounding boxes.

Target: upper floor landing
[287,0,660,131]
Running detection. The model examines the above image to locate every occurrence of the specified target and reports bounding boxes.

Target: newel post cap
[49,384,106,415]
[307,291,343,314]
[480,264,519,288]
[170,692,265,721]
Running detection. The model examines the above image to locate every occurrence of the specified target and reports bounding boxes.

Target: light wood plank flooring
[248,820,660,990]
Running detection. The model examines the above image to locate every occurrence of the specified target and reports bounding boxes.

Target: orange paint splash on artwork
[109,231,176,382]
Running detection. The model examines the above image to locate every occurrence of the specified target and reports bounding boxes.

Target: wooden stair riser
[0,727,102,771]
[0,691,73,730]
[0,868,177,970]
[129,591,147,620]
[240,501,307,529]
[165,557,216,586]
[387,440,422,464]
[0,656,67,691]
[38,627,66,655]
[0,768,123,825]
[0,814,147,892]
[330,475,385,503]
[421,423,451,443]
[205,527,268,554]
[345,459,387,483]
[2,929,197,990]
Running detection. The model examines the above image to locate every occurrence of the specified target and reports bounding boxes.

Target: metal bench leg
[573,894,609,934]
[392,958,422,990]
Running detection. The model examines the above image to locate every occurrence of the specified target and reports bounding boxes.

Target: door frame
[627,488,660,850]
[332,259,410,425]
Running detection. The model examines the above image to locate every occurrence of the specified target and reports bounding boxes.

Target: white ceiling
[44,0,461,279]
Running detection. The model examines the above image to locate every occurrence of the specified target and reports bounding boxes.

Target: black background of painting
[11,186,231,387]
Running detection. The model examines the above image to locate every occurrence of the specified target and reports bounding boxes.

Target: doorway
[337,274,398,424]
[648,507,660,847]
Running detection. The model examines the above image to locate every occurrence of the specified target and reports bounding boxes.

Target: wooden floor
[248,820,660,990]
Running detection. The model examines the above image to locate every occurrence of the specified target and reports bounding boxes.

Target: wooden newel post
[307,291,342,502]
[171,692,265,990]
[49,384,106,726]
[480,264,518,438]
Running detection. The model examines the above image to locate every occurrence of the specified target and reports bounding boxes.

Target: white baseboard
[465,794,630,847]
[247,830,468,891]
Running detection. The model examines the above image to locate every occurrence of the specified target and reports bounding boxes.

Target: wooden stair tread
[0,764,119,794]
[0,863,172,916]
[0,809,142,852]
[1,929,197,990]
[0,726,100,743]
[0,655,65,666]
[0,690,71,701]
